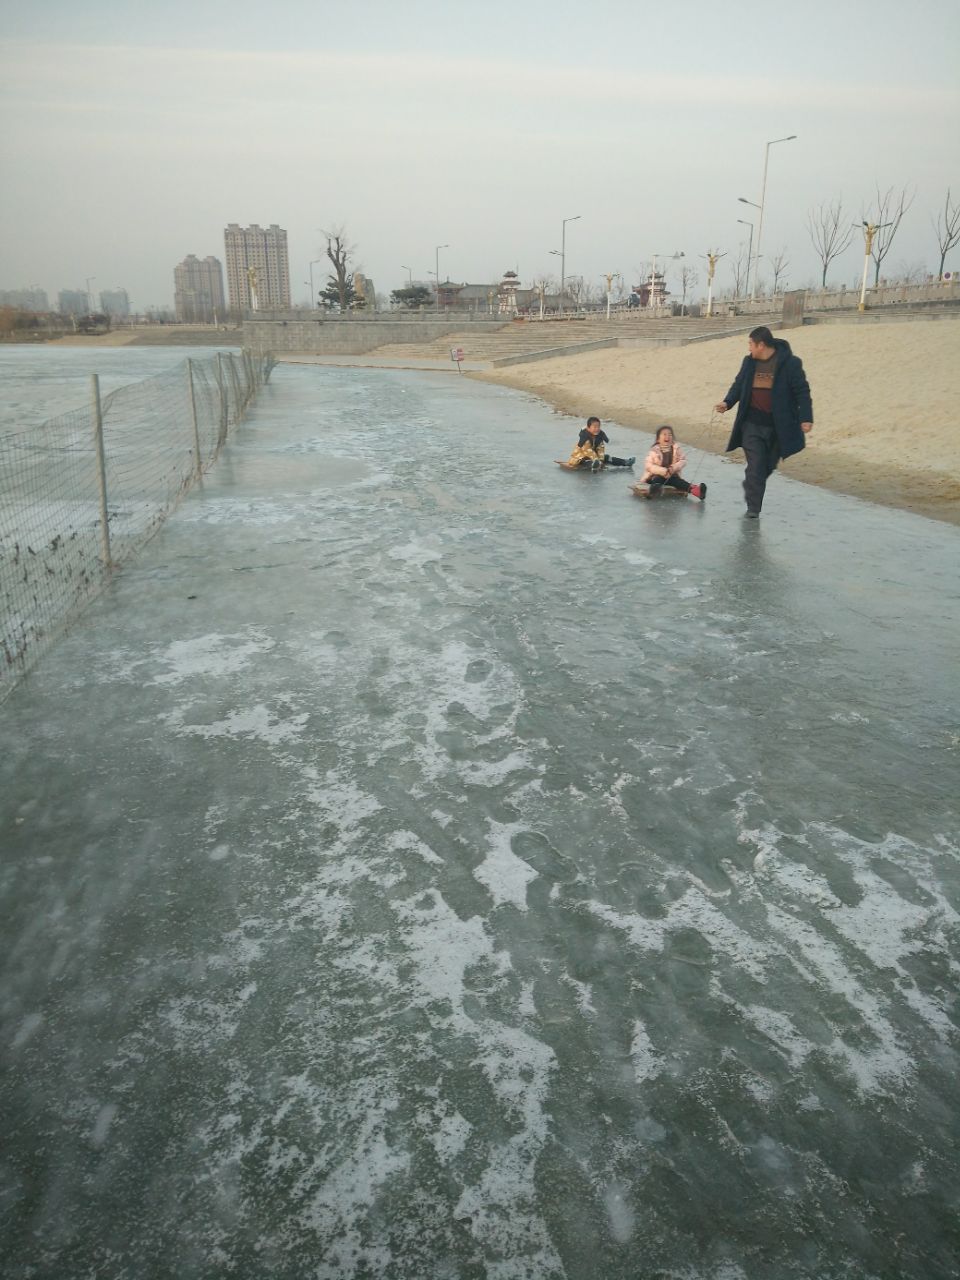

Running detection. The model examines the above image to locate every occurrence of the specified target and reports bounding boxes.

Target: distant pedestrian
[714,326,813,517]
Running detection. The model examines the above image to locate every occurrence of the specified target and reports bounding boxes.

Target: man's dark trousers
[741,417,780,514]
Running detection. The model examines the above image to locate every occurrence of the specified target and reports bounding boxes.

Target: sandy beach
[477,319,960,526]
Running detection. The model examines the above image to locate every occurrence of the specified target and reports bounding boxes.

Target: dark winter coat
[722,338,813,460]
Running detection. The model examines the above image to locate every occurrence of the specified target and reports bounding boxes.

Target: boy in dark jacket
[565,417,635,471]
[714,326,813,517]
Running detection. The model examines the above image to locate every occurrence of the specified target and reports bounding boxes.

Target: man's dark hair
[586,416,601,427]
[749,326,776,347]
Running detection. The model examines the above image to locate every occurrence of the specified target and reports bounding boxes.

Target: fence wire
[1,350,275,699]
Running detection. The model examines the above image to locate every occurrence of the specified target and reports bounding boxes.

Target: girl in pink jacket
[641,426,707,500]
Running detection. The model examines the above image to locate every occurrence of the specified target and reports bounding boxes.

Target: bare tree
[933,188,960,278]
[678,264,699,314]
[769,246,790,294]
[322,225,357,311]
[578,278,600,306]
[805,199,854,287]
[899,262,927,284]
[862,185,914,285]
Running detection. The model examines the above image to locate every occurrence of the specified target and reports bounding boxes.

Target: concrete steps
[369,315,767,365]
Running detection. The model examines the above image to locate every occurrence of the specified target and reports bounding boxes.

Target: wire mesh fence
[1,350,275,700]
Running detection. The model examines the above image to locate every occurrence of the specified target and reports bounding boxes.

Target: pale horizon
[2,0,959,311]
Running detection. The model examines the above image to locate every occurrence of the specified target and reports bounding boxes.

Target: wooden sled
[631,483,688,498]
[554,460,616,471]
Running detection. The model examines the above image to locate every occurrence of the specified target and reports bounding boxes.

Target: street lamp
[557,215,581,315]
[744,134,796,301]
[736,221,754,301]
[854,221,891,312]
[308,259,323,309]
[549,248,562,311]
[434,244,449,311]
[603,272,620,321]
[401,264,413,285]
[737,199,760,295]
[701,250,726,318]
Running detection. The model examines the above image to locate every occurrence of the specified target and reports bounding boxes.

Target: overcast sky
[2,0,959,309]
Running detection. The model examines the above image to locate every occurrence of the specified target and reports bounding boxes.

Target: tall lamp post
[308,259,323,309]
[604,272,619,320]
[737,199,760,296]
[855,221,891,312]
[736,221,754,301]
[557,215,581,315]
[434,244,449,311]
[702,250,726,318]
[742,134,796,301]
[401,264,413,285]
[549,249,562,311]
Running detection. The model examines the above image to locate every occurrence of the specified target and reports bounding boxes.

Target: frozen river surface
[1,361,958,1278]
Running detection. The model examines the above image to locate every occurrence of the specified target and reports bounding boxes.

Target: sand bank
[476,319,960,526]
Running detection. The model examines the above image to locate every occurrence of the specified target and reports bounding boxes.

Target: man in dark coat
[714,326,813,517]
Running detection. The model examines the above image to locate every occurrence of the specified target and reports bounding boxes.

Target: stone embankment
[365,314,772,368]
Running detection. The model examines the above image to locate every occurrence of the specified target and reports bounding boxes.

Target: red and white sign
[451,347,465,362]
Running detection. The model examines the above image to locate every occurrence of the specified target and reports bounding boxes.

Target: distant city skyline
[1,1,959,309]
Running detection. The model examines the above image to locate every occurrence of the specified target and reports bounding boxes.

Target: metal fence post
[215,352,228,447]
[186,358,203,478]
[91,374,112,567]
[227,354,242,417]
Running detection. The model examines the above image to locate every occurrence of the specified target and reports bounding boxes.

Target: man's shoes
[691,482,707,500]
[745,510,760,519]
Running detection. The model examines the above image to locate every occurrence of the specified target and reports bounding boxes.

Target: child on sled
[640,425,707,499]
[566,417,636,471]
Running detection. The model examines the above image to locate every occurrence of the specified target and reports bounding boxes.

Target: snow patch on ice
[386,830,444,866]
[11,1012,43,1050]
[151,632,275,685]
[630,1021,662,1083]
[603,1181,636,1244]
[90,1103,118,1148]
[178,497,298,526]
[388,540,442,568]
[163,702,308,745]
[473,821,538,911]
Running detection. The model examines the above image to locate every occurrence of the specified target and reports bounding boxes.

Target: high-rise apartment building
[99,288,130,318]
[223,223,290,313]
[58,289,89,316]
[173,255,225,323]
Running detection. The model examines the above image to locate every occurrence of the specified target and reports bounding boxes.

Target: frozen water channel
[1,362,958,1278]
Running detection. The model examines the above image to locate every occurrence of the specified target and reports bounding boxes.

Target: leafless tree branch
[933,188,960,278]
[805,199,854,287]
[770,247,790,294]
[862,186,915,285]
